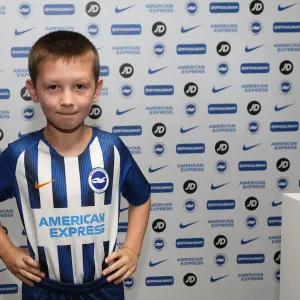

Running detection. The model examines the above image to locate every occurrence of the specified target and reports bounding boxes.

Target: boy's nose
[60,90,74,107]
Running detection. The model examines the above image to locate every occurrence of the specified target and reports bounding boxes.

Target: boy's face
[26,56,102,132]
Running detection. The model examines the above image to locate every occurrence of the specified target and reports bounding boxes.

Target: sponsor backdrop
[0,0,299,299]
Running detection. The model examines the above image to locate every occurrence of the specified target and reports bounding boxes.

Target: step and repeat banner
[0,0,300,299]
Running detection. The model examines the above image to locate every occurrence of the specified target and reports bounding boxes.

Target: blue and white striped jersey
[0,127,150,284]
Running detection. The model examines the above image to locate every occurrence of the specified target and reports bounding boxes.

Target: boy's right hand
[1,246,45,287]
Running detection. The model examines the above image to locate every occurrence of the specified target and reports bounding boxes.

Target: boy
[0,31,151,299]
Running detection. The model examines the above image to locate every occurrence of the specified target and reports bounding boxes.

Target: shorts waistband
[36,275,109,293]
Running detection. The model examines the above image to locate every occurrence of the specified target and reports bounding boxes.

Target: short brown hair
[28,30,100,85]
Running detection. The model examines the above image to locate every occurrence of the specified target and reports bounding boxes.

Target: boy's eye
[76,84,85,90]
[48,85,58,90]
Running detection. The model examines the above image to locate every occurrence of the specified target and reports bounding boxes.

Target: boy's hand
[1,245,45,287]
[102,247,139,284]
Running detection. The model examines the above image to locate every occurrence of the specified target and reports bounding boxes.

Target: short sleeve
[0,146,15,202]
[120,140,150,206]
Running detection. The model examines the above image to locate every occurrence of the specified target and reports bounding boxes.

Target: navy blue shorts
[22,276,125,300]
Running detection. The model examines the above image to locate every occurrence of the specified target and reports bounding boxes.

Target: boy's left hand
[102,247,139,284]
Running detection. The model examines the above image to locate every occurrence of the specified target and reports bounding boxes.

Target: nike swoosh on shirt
[278,3,298,11]
[210,275,229,283]
[212,85,231,93]
[275,104,294,111]
[14,27,35,36]
[241,237,260,245]
[179,221,199,229]
[149,165,168,173]
[116,108,136,115]
[242,143,262,151]
[245,45,264,52]
[180,125,199,134]
[211,182,230,190]
[148,66,167,74]
[115,5,135,13]
[149,259,168,267]
[272,201,282,207]
[120,207,129,213]
[0,268,7,272]
[181,25,201,33]
[18,131,36,138]
[35,180,55,189]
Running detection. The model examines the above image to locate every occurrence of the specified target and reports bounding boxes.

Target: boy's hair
[28,30,100,85]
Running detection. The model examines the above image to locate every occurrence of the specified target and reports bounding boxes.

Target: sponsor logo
[88,167,109,194]
[152,219,166,233]
[275,103,295,111]
[268,216,282,226]
[216,62,230,76]
[44,4,75,15]
[0,89,10,100]
[152,238,166,251]
[152,42,167,57]
[247,120,260,134]
[238,272,264,281]
[176,238,204,248]
[145,276,174,286]
[145,4,174,13]
[278,3,298,11]
[272,200,282,207]
[214,235,227,249]
[145,85,174,96]
[215,141,229,155]
[274,270,280,282]
[274,22,300,32]
[239,180,265,189]
[237,254,265,264]
[208,103,237,114]
[0,268,7,272]
[212,85,231,93]
[89,104,101,119]
[18,130,36,138]
[210,2,239,13]
[150,183,174,193]
[127,145,141,155]
[152,22,167,36]
[241,83,268,93]
[269,235,281,244]
[148,66,167,74]
[241,237,260,245]
[120,207,129,213]
[20,86,31,101]
[111,24,141,35]
[211,182,230,190]
[112,126,142,136]
[149,165,168,173]
[149,259,168,267]
[177,44,206,55]
[207,200,235,210]
[181,24,201,33]
[274,251,281,264]
[116,107,135,115]
[0,284,18,294]
[273,43,300,52]
[34,180,55,189]
[217,41,231,56]
[153,142,167,156]
[270,121,298,132]
[280,60,293,75]
[0,209,13,218]
[14,27,35,36]
[214,254,227,267]
[18,2,32,17]
[185,1,199,15]
[184,199,197,213]
[245,215,258,229]
[86,23,100,37]
[0,6,6,16]
[86,2,100,17]
[183,180,197,194]
[151,202,173,212]
[241,63,269,74]
[184,102,198,117]
[115,5,135,13]
[21,106,35,121]
[184,82,198,97]
[0,129,3,141]
[238,161,267,171]
[250,0,264,14]
[214,160,228,173]
[184,273,197,287]
[210,275,229,283]
[152,123,166,137]
[277,158,290,172]
[249,20,263,35]
[45,26,74,32]
[177,163,204,172]
[208,218,234,228]
[118,222,128,233]
[124,277,135,289]
[209,124,236,133]
[178,64,205,74]
[180,125,200,134]
[245,44,264,52]
[120,84,134,98]
[179,221,199,229]
[245,197,259,211]
[112,45,140,55]
[119,63,134,78]
[243,143,262,151]
[177,257,203,266]
[279,80,292,95]
[11,47,31,58]
[176,143,205,154]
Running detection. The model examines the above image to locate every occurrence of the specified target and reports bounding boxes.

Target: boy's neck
[43,123,93,157]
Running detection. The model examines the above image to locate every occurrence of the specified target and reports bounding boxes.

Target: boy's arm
[0,223,14,258]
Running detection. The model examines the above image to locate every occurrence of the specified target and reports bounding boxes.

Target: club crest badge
[88,167,109,194]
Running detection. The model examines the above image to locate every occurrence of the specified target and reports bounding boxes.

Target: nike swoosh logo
[181,25,201,33]
[14,27,35,36]
[18,131,36,138]
[272,201,282,207]
[210,275,229,283]
[211,182,230,190]
[180,125,200,134]
[278,3,298,11]
[212,85,231,93]
[35,180,55,189]
[96,47,103,50]
[149,259,168,267]
[116,107,136,115]
[120,207,129,213]
[275,104,294,111]
[241,237,260,245]
[242,143,262,151]
[115,5,135,13]
[148,66,167,74]
[0,268,7,272]
[179,221,199,229]
[149,165,168,173]
[245,45,264,52]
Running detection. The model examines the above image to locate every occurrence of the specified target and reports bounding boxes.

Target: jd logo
[152,123,166,137]
[89,104,102,119]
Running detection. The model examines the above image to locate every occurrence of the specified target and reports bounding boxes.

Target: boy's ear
[93,78,103,103]
[26,79,39,103]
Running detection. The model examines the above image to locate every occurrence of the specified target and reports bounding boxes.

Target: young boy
[0,31,151,299]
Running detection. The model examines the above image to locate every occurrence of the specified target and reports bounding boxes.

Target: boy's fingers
[23,256,40,269]
[105,250,120,264]
[15,274,34,287]
[102,259,123,276]
[107,266,127,283]
[23,265,45,278]
[20,269,42,283]
[114,270,131,285]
